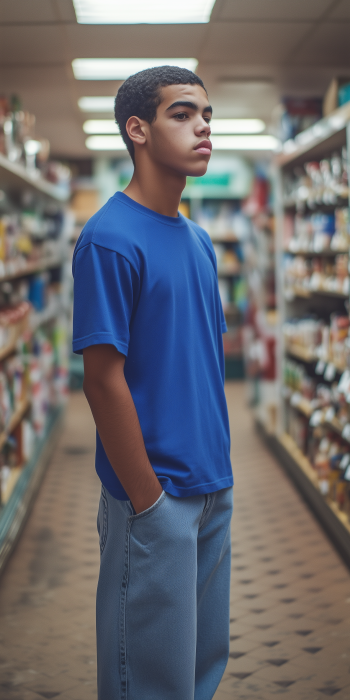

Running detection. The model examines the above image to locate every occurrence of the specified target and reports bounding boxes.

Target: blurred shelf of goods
[66,159,100,390]
[181,154,253,379]
[259,100,350,564]
[0,94,72,572]
[242,173,277,435]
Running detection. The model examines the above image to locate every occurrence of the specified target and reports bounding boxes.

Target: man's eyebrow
[165,100,213,114]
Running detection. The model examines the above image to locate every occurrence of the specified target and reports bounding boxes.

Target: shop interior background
[1,2,350,699]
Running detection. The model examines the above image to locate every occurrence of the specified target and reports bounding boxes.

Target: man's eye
[204,118,211,124]
[174,113,188,120]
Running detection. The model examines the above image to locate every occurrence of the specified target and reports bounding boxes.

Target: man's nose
[197,120,211,135]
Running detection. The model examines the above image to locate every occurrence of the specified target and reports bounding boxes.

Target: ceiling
[0,0,350,158]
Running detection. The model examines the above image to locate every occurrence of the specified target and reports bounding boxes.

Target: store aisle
[216,385,350,700]
[0,385,349,700]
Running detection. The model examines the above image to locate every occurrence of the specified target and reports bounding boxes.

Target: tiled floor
[0,383,349,699]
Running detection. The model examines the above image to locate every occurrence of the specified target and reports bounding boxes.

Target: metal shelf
[0,256,64,284]
[0,153,68,202]
[286,344,346,374]
[217,265,242,276]
[283,196,349,210]
[286,286,348,300]
[256,421,350,567]
[0,397,30,452]
[276,102,350,169]
[283,249,346,257]
[210,235,240,243]
[0,407,64,575]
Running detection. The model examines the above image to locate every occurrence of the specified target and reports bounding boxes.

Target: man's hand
[83,344,163,514]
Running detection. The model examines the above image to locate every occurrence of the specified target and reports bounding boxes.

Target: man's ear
[126,116,147,147]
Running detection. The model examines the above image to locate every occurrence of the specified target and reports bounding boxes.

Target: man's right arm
[83,343,163,514]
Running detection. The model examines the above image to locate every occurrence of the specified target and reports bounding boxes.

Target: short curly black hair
[114,65,207,163]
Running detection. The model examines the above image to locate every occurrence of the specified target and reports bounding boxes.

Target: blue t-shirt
[72,192,233,499]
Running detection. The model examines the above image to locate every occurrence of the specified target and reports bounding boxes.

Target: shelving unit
[258,103,350,565]
[178,155,254,379]
[0,153,69,575]
[0,153,68,202]
[243,176,277,432]
[181,204,247,379]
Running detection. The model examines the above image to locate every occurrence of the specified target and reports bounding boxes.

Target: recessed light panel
[73,58,198,80]
[83,120,119,133]
[85,135,127,150]
[210,119,265,134]
[73,0,215,24]
[78,97,115,112]
[211,135,279,151]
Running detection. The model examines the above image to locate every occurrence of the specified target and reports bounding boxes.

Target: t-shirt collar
[115,191,187,228]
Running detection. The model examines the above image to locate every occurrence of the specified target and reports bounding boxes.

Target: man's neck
[123,159,186,218]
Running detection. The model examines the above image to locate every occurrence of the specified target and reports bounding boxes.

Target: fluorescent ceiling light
[83,118,268,138]
[73,58,198,80]
[83,119,119,134]
[78,97,115,112]
[210,119,265,135]
[86,135,127,150]
[211,135,279,151]
[85,134,279,151]
[73,0,215,24]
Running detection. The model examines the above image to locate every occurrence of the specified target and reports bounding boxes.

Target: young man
[72,66,233,700]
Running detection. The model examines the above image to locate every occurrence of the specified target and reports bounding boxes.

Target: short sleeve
[72,243,139,356]
[205,234,227,334]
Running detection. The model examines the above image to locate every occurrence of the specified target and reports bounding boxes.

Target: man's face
[144,83,212,177]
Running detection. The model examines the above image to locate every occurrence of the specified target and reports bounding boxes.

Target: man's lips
[194,140,212,155]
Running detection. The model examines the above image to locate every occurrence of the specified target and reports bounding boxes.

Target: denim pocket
[97,486,108,555]
[129,490,166,520]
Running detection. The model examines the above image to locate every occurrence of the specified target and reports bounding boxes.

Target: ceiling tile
[36,118,87,156]
[55,0,78,22]
[0,65,69,90]
[329,0,350,19]
[0,0,57,23]
[65,24,206,60]
[200,22,312,63]
[218,0,333,21]
[9,86,76,121]
[74,81,123,97]
[204,80,279,120]
[291,21,350,66]
[0,26,66,63]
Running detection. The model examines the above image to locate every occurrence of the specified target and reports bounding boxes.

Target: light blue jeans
[96,485,233,700]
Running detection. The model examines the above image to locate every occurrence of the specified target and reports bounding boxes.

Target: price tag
[310,410,323,427]
[344,465,350,482]
[338,370,350,393]
[319,479,329,495]
[315,360,326,375]
[324,363,336,382]
[340,454,350,470]
[341,424,350,442]
[325,406,335,422]
[290,392,302,407]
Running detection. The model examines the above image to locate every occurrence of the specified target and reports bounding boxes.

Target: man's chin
[185,161,210,178]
